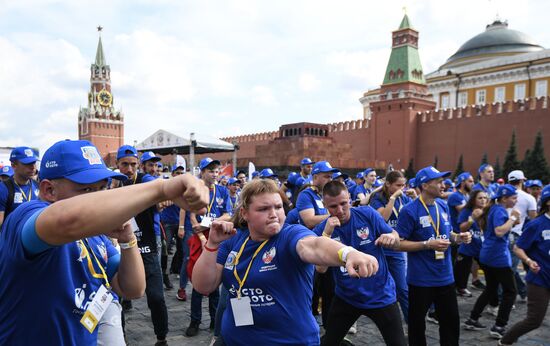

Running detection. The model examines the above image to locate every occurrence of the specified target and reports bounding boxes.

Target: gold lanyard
[79,239,111,289]
[13,181,32,202]
[391,196,403,218]
[207,185,217,215]
[419,196,440,237]
[233,236,269,298]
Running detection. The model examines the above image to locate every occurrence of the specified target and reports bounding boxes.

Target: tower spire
[95,26,106,67]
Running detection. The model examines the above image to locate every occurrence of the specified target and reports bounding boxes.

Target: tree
[480,152,488,166]
[503,130,521,179]
[521,149,531,177]
[493,156,502,180]
[405,159,415,179]
[453,154,464,179]
[433,155,439,169]
[523,131,550,183]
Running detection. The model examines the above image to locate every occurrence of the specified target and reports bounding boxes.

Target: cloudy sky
[0,0,548,155]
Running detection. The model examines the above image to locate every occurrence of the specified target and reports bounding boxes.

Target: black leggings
[470,265,517,327]
[321,295,406,346]
[454,253,475,289]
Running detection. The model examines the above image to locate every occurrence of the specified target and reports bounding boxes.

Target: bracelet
[179,226,185,229]
[119,238,137,250]
[526,258,532,264]
[423,240,429,250]
[322,232,331,238]
[204,243,219,252]
[337,246,354,264]
[389,196,396,201]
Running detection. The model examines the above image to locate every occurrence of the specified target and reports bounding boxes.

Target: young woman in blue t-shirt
[463,184,521,339]
[191,179,380,345]
[500,185,550,345]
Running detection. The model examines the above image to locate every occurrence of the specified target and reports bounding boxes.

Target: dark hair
[464,189,487,211]
[322,180,348,197]
[539,199,550,217]
[381,171,405,200]
[477,199,494,232]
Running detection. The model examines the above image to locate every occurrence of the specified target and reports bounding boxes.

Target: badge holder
[435,251,445,260]
[200,216,213,229]
[80,285,113,333]
[230,295,254,326]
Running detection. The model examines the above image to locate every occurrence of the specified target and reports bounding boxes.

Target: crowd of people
[0,142,548,346]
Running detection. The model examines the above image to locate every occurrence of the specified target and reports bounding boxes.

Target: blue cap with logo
[228,177,239,185]
[0,166,14,177]
[373,179,383,188]
[141,151,161,163]
[332,171,343,180]
[312,161,339,175]
[251,171,260,178]
[408,178,417,189]
[415,166,451,186]
[364,168,375,176]
[10,146,38,164]
[525,179,543,188]
[199,157,221,171]
[443,178,454,187]
[356,171,365,179]
[39,140,127,184]
[172,164,184,172]
[301,157,314,165]
[456,172,472,187]
[259,168,277,178]
[287,172,299,185]
[540,184,550,205]
[116,145,138,160]
[478,163,491,174]
[493,184,517,200]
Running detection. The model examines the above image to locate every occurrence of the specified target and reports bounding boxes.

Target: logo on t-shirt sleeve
[224,251,237,270]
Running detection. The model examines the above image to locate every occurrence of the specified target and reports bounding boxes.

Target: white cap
[508,170,526,182]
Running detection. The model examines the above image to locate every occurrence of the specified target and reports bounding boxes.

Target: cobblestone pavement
[126,273,550,346]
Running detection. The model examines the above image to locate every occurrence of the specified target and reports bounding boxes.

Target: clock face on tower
[97,89,113,107]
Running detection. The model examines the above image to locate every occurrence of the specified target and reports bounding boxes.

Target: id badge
[200,216,213,228]
[435,251,445,260]
[80,284,113,333]
[230,296,254,326]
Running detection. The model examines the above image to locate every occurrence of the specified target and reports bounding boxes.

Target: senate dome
[441,20,544,68]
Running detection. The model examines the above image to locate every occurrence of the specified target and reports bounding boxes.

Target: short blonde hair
[231,179,280,229]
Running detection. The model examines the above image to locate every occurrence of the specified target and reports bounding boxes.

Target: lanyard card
[435,251,445,260]
[80,284,113,333]
[200,216,213,229]
[230,296,254,326]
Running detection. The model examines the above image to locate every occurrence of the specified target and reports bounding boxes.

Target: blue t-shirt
[296,187,327,216]
[0,178,40,214]
[457,208,483,258]
[217,225,318,345]
[314,207,396,309]
[396,198,454,287]
[142,174,161,236]
[228,195,238,216]
[369,192,412,258]
[284,208,302,226]
[473,182,497,199]
[351,184,373,201]
[161,204,180,225]
[0,200,119,345]
[447,191,468,232]
[480,204,512,268]
[199,185,231,222]
[516,214,550,289]
[345,179,357,192]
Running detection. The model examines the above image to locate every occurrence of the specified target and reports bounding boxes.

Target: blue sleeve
[223,189,231,215]
[107,253,121,281]
[284,224,316,262]
[492,207,509,228]
[312,220,327,236]
[296,190,313,212]
[369,196,384,210]
[141,174,156,183]
[21,209,54,255]
[457,208,472,224]
[515,220,538,251]
[217,236,234,265]
[396,206,415,239]
[0,182,8,211]
[447,193,463,208]
[370,207,393,235]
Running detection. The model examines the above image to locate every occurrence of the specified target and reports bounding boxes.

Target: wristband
[510,216,518,222]
[322,232,331,238]
[119,238,137,250]
[423,240,428,249]
[337,246,354,264]
[204,243,219,252]
[468,216,474,223]
[389,196,396,201]
[179,226,185,229]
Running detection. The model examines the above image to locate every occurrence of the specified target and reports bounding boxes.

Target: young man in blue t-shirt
[0,140,207,345]
[397,166,472,346]
[0,146,40,226]
[316,181,406,346]
[473,164,497,198]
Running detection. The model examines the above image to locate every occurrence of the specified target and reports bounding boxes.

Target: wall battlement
[327,119,370,132]
[417,96,549,122]
[221,130,279,144]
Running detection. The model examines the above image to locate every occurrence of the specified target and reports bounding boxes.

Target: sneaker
[426,311,439,325]
[176,288,187,301]
[163,274,174,290]
[498,340,512,346]
[490,325,506,339]
[154,339,168,346]
[486,305,498,317]
[186,320,200,337]
[471,279,486,290]
[463,318,486,330]
[347,321,357,334]
[457,288,473,297]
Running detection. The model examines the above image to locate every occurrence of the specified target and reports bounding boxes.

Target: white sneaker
[347,321,357,334]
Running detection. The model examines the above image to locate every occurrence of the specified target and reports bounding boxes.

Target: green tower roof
[95,36,106,67]
[399,14,412,30]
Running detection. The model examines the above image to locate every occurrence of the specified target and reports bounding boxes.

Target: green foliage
[405,159,415,179]
[453,154,464,179]
[503,130,521,179]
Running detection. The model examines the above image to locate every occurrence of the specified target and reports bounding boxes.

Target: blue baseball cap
[373,179,383,188]
[39,140,127,184]
[0,166,14,177]
[356,171,365,179]
[287,172,299,185]
[301,157,314,165]
[116,145,138,160]
[251,171,260,178]
[408,178,417,189]
[540,185,550,205]
[312,161,339,175]
[443,178,454,187]
[140,151,161,163]
[456,172,472,186]
[228,177,239,185]
[172,164,185,172]
[332,171,343,180]
[10,146,38,164]
[295,176,308,188]
[364,168,375,176]
[199,157,221,171]
[526,179,543,188]
[259,168,277,178]
[415,166,451,186]
[493,184,517,200]
[478,163,491,174]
